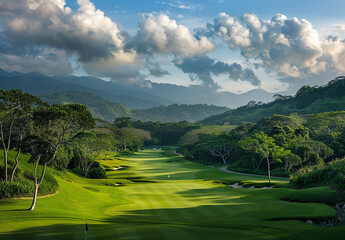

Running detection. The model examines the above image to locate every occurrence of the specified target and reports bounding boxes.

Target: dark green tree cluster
[132,120,199,145]
[181,113,345,182]
[201,77,345,125]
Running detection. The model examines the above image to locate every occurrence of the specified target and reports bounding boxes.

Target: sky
[1,0,345,94]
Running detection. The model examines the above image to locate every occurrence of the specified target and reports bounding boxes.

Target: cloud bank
[134,14,215,57]
[200,12,345,79]
[0,0,344,91]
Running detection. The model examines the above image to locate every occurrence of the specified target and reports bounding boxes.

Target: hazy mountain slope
[39,91,131,122]
[0,69,167,109]
[40,91,230,123]
[131,104,229,123]
[200,78,345,125]
[52,75,172,108]
[0,68,275,109]
[146,82,274,108]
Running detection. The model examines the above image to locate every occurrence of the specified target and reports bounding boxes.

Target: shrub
[291,158,345,191]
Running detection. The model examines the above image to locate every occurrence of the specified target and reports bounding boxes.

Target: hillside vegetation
[40,91,229,123]
[180,111,345,184]
[40,91,132,122]
[201,78,345,125]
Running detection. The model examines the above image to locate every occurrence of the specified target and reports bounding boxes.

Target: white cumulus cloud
[200,12,345,79]
[135,14,215,57]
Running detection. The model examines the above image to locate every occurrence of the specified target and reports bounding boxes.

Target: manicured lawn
[0,148,344,239]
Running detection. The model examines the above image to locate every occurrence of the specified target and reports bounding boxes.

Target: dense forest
[180,111,345,188]
[201,77,345,125]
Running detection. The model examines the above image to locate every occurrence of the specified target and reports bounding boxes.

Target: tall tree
[72,131,113,177]
[0,89,43,181]
[29,104,94,210]
[209,145,235,165]
[240,132,290,182]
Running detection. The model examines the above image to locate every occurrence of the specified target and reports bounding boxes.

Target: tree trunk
[255,157,264,170]
[266,156,271,183]
[4,149,7,181]
[10,149,21,183]
[221,156,226,165]
[30,180,39,211]
[30,156,46,211]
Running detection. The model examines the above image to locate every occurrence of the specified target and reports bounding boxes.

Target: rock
[306,220,313,224]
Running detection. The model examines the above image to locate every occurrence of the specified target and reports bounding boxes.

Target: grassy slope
[0,149,344,239]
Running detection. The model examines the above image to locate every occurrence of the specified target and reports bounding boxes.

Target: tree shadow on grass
[1,203,345,240]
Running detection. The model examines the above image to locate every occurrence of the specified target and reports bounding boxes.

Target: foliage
[133,120,199,145]
[291,159,345,191]
[0,150,58,199]
[179,124,236,145]
[71,131,113,178]
[132,103,229,123]
[86,161,107,179]
[41,91,229,123]
[200,78,345,125]
[40,91,131,122]
[0,89,44,181]
[182,111,344,178]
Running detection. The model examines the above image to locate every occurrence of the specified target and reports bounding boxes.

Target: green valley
[1,148,344,240]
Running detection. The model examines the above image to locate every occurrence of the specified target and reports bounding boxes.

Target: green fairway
[0,148,344,239]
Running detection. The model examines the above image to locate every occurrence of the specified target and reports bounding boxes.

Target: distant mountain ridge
[0,68,275,109]
[200,77,345,125]
[132,104,229,123]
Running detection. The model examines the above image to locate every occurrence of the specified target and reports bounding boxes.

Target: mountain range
[0,68,275,109]
[39,91,229,123]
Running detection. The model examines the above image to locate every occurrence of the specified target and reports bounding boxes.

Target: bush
[0,150,59,199]
[87,167,107,179]
[290,159,345,191]
[87,162,107,179]
[0,173,58,199]
[0,176,32,199]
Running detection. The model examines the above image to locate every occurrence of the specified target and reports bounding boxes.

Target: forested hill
[131,104,228,123]
[39,91,132,122]
[40,91,229,123]
[200,77,345,125]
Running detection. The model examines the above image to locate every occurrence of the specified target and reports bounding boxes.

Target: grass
[0,148,344,239]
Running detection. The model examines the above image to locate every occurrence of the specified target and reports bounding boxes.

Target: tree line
[180,113,345,182]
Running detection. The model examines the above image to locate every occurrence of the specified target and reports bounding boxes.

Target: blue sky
[1,0,345,94]
[77,0,345,29]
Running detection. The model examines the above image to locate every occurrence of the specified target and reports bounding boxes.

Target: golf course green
[0,148,344,239]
